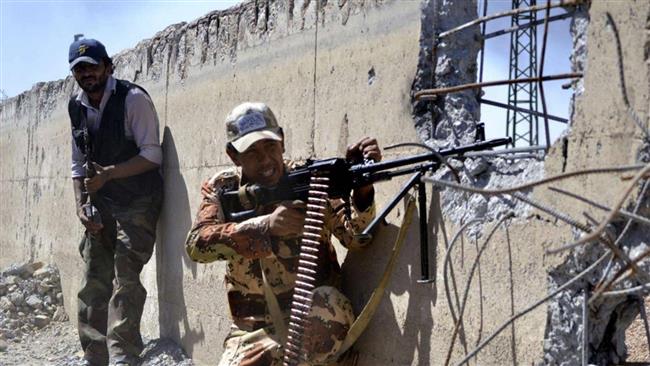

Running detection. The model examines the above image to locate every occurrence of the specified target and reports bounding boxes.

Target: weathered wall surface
[1,0,648,365]
[1,1,423,364]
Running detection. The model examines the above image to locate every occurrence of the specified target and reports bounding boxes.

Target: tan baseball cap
[225,102,283,153]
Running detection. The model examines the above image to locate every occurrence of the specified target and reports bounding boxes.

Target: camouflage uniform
[78,191,162,365]
[185,164,375,365]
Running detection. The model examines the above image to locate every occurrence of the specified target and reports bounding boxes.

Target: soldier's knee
[302,286,355,365]
[78,277,112,304]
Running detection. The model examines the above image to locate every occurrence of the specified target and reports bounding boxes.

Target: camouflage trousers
[77,191,162,366]
[218,286,355,366]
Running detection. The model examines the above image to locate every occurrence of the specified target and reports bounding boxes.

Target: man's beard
[79,76,108,94]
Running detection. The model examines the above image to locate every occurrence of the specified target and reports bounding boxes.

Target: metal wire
[443,218,486,356]
[550,164,650,253]
[600,283,650,298]
[428,163,650,363]
[444,213,514,366]
[423,164,645,196]
[548,186,650,228]
[427,8,650,365]
[591,247,650,303]
[453,252,611,366]
[506,192,642,278]
[595,180,650,294]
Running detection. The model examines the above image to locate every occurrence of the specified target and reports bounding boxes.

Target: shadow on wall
[156,126,204,354]
[342,196,436,366]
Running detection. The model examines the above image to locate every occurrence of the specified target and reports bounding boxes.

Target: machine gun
[219,137,511,282]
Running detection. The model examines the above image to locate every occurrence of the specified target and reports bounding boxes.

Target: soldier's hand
[85,162,112,193]
[240,343,272,366]
[76,204,103,234]
[346,137,382,164]
[268,200,306,238]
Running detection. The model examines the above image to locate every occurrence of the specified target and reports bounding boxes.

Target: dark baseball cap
[68,39,109,70]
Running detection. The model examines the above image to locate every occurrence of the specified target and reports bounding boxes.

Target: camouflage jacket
[185,164,376,331]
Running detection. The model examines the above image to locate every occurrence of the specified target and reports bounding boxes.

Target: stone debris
[0,262,195,365]
[0,261,65,343]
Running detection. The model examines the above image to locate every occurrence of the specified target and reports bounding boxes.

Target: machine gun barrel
[350,137,511,175]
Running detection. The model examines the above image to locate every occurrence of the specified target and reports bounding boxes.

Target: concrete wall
[1,0,648,365]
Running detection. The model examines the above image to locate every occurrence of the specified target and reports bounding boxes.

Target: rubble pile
[0,262,67,348]
[0,261,195,365]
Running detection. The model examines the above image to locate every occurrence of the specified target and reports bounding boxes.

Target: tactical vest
[68,79,162,204]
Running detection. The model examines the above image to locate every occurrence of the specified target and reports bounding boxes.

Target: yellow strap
[335,194,417,359]
[261,260,288,343]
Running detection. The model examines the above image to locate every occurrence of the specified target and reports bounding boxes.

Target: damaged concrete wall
[401,0,650,365]
[1,0,648,365]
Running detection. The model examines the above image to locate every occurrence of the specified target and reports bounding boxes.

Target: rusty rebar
[479,98,568,123]
[415,73,583,101]
[483,12,574,41]
[438,0,581,39]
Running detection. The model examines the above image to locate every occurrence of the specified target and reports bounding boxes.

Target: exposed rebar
[453,252,611,366]
[443,218,486,356]
[438,0,581,39]
[444,213,513,366]
[548,186,650,228]
[550,165,650,253]
[423,164,644,196]
[415,73,583,101]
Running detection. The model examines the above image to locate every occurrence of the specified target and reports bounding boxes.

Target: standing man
[185,102,381,365]
[68,38,163,366]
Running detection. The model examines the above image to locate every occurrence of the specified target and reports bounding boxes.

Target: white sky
[1,0,574,144]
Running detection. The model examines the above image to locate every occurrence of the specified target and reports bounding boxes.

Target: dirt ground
[0,320,194,366]
[625,297,650,363]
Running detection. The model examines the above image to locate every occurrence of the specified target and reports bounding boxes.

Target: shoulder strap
[334,194,417,360]
[68,96,90,155]
[260,260,289,343]
[117,79,151,98]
